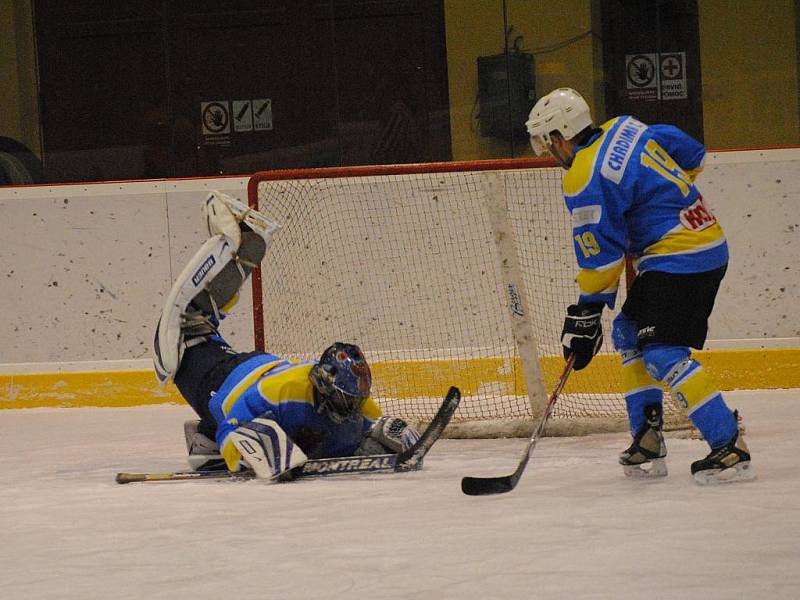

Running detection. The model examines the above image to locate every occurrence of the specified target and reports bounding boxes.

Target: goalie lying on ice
[152,191,420,481]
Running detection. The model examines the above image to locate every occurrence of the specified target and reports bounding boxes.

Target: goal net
[247,159,687,437]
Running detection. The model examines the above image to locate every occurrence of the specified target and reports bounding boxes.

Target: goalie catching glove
[357,416,421,455]
[561,303,603,371]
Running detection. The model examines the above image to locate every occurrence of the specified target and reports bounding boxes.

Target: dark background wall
[34,0,452,182]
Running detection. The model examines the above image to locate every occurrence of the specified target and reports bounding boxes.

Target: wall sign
[232,100,253,132]
[201,101,230,135]
[625,52,687,101]
[252,99,273,131]
[659,52,687,100]
[201,98,272,143]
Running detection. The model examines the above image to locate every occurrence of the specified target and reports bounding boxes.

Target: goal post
[247,158,687,437]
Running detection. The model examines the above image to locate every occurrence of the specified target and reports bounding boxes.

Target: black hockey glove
[561,303,604,371]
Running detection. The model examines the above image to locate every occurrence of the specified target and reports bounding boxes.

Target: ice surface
[1,390,799,600]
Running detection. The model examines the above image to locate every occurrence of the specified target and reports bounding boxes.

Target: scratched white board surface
[1,149,799,365]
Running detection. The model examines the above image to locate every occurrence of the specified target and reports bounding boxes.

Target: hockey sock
[620,350,663,434]
[666,358,737,448]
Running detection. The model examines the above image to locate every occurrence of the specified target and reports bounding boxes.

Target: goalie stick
[461,356,575,496]
[116,386,460,484]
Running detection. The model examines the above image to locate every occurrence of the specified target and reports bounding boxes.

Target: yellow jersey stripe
[563,119,617,197]
[641,222,726,257]
[576,257,625,296]
[221,360,284,416]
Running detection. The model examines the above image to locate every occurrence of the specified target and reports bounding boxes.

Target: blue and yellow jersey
[563,116,728,308]
[208,353,383,470]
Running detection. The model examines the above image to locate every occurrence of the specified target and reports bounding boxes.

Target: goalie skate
[184,420,225,471]
[619,403,668,479]
[203,190,280,247]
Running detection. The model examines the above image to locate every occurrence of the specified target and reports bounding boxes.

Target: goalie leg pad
[225,416,308,480]
[154,235,233,383]
[153,230,268,383]
[189,231,266,316]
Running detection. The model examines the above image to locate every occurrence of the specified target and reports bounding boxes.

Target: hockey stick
[116,386,460,484]
[461,356,576,495]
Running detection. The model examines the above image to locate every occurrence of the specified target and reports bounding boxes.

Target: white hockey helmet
[525,88,593,155]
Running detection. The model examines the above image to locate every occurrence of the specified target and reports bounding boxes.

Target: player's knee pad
[640,344,692,382]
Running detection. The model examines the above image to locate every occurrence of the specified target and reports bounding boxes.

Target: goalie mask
[525,88,592,168]
[310,342,372,423]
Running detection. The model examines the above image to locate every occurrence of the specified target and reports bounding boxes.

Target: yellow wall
[444,0,799,158]
[699,0,799,149]
[443,0,598,160]
[0,1,24,142]
[0,0,40,157]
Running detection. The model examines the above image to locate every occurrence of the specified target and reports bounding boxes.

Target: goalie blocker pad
[153,231,267,384]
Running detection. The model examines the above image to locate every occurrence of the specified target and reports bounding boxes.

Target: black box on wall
[477,52,535,142]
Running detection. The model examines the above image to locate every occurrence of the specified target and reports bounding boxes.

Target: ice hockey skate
[691,425,755,485]
[619,403,668,478]
[203,190,280,246]
[184,420,225,471]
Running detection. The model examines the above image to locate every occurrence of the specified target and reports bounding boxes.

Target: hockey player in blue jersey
[152,191,420,481]
[526,88,753,484]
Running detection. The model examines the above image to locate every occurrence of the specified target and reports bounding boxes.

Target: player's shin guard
[619,403,668,478]
[223,415,308,481]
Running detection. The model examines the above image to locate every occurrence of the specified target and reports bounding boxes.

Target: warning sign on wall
[625,52,687,102]
[201,101,230,135]
[625,54,659,101]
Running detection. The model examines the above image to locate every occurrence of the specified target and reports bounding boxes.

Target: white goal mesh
[248,159,687,437]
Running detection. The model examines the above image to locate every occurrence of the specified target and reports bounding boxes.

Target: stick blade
[396,385,461,470]
[461,475,516,496]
